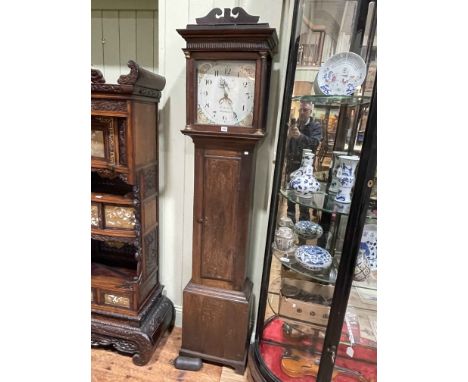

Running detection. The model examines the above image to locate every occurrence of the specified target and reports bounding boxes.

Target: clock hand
[218,78,233,105]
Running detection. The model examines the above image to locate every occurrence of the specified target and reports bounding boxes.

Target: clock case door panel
[191,139,256,291]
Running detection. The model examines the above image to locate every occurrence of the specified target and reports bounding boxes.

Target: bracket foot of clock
[173,355,203,371]
[91,291,175,366]
[178,348,247,375]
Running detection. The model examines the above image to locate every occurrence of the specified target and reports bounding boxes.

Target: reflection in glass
[252,1,377,381]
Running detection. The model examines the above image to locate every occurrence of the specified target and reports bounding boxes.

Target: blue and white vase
[289,149,314,180]
[328,151,347,193]
[360,223,377,270]
[289,149,320,198]
[334,155,359,203]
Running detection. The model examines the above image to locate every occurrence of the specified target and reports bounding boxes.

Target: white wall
[91,0,158,82]
[158,0,293,329]
[92,0,294,330]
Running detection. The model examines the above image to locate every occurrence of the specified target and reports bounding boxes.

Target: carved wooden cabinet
[91,61,174,366]
[176,8,278,374]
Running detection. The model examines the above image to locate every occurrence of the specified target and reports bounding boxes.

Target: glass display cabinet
[248,0,377,381]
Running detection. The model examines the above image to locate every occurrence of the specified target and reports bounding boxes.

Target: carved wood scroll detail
[118,119,127,165]
[196,7,260,25]
[118,60,139,85]
[144,229,158,277]
[91,69,106,83]
[141,166,157,199]
[91,60,165,97]
[91,99,127,113]
[186,42,270,50]
[91,233,138,246]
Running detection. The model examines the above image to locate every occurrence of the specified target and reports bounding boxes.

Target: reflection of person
[286,101,323,222]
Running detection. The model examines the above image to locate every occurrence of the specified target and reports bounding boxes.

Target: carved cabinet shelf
[91,61,174,365]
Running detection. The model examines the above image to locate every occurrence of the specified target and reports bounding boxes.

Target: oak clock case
[176,8,278,374]
[248,0,377,381]
[91,61,174,366]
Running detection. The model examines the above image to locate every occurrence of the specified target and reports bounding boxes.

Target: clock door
[192,144,253,291]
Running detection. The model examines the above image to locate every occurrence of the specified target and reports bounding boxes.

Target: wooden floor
[92,327,249,382]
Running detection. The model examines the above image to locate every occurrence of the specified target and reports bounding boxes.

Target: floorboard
[92,327,248,382]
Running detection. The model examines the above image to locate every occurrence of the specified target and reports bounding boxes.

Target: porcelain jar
[334,155,359,203]
[294,220,323,240]
[289,149,320,198]
[278,216,295,230]
[275,227,295,251]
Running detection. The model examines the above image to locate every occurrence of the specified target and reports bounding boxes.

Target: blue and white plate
[294,245,332,272]
[316,52,366,96]
[294,220,323,240]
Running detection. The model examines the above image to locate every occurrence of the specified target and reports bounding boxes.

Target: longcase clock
[176,8,278,374]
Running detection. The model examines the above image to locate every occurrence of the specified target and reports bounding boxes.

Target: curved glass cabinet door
[249,1,377,381]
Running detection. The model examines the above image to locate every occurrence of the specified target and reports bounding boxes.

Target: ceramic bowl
[294,245,332,272]
[294,220,323,240]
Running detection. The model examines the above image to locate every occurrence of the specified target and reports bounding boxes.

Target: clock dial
[196,60,256,127]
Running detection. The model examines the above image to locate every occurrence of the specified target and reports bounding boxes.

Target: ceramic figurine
[328,150,347,193]
[289,149,320,198]
[334,155,359,203]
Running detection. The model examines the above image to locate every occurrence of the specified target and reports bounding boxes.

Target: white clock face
[196,60,256,127]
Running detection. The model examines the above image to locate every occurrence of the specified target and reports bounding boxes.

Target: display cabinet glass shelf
[248,0,377,381]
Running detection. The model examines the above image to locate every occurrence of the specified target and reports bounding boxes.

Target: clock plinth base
[91,291,175,366]
[180,279,253,374]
